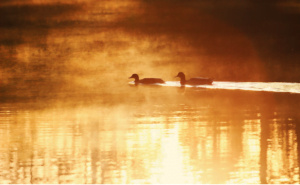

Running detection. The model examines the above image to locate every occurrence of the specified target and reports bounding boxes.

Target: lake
[1,1,300,183]
[1,82,300,184]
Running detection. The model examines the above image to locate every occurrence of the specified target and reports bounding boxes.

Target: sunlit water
[1,82,300,184]
[1,0,300,184]
[151,81,300,94]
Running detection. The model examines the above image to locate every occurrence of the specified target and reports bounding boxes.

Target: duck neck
[134,76,139,83]
[180,76,186,85]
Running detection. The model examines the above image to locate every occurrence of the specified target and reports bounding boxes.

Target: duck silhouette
[175,72,213,85]
[129,74,165,84]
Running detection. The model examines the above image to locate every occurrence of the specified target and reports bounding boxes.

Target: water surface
[1,83,300,184]
[157,81,300,94]
[1,1,300,183]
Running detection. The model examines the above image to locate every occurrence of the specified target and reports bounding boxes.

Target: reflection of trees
[259,112,269,184]
[0,106,129,183]
[258,93,300,184]
[174,90,250,183]
[295,119,300,183]
[1,90,300,183]
[176,90,300,183]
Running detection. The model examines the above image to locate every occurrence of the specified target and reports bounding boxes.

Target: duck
[129,74,165,84]
[175,72,213,85]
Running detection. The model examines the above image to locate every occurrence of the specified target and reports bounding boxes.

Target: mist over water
[1,0,300,184]
[1,0,300,93]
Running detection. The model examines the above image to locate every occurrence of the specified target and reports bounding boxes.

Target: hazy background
[1,0,300,99]
[1,1,300,183]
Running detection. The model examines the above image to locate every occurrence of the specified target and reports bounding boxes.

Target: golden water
[1,1,300,183]
[1,86,300,184]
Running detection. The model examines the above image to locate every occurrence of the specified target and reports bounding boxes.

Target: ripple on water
[135,81,300,94]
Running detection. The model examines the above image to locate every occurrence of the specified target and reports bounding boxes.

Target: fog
[1,1,300,183]
[1,0,300,100]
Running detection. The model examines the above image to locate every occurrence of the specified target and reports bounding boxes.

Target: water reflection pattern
[0,89,300,184]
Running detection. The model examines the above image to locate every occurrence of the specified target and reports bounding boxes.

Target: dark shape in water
[175,72,213,85]
[129,74,165,84]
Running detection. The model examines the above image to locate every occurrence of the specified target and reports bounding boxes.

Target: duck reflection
[177,85,186,94]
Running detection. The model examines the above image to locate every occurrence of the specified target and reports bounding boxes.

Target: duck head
[129,74,139,82]
[175,72,186,85]
[175,72,186,80]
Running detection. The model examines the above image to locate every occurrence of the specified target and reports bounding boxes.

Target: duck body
[138,78,165,84]
[175,72,213,85]
[129,74,165,84]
